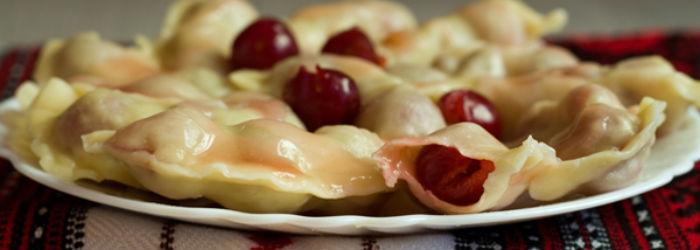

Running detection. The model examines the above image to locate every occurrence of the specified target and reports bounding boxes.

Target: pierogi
[3,0,699,215]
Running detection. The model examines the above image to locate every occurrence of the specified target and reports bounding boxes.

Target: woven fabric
[1,32,699,250]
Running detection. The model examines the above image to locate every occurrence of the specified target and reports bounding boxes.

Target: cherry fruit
[283,66,360,131]
[415,144,495,206]
[438,90,501,137]
[230,18,299,70]
[321,27,383,66]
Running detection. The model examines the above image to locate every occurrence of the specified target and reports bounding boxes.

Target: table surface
[0,31,699,249]
[1,0,700,49]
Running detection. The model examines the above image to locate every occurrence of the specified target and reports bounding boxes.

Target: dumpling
[381,0,566,66]
[122,74,211,100]
[375,89,665,214]
[96,105,389,213]
[450,44,579,77]
[288,0,417,53]
[355,85,446,139]
[122,68,229,100]
[510,83,667,196]
[156,0,258,71]
[53,89,173,187]
[374,123,553,214]
[455,0,566,46]
[527,96,665,199]
[515,85,636,158]
[219,92,305,129]
[34,32,160,88]
[229,54,405,105]
[386,64,451,85]
[12,79,164,185]
[9,80,80,180]
[384,64,480,101]
[472,65,597,140]
[21,72,316,193]
[26,79,173,186]
[599,56,700,134]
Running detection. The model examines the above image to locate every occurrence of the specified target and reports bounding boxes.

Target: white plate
[1,98,700,235]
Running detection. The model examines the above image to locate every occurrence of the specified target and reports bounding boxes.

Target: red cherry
[415,144,495,206]
[230,18,299,70]
[438,90,501,137]
[321,27,384,66]
[283,66,360,131]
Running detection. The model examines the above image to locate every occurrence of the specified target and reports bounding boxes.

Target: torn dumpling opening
[374,123,552,214]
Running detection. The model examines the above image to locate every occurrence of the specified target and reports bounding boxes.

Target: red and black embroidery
[0,48,38,100]
[597,204,633,249]
[658,163,700,245]
[552,31,700,78]
[360,236,379,250]
[578,209,613,249]
[555,212,587,249]
[644,189,691,249]
[62,206,88,250]
[630,196,666,249]
[453,226,504,250]
[21,189,53,250]
[0,50,19,89]
[247,233,293,250]
[44,192,90,250]
[552,31,665,65]
[159,220,177,250]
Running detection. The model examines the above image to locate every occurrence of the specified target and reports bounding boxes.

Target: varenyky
[3,0,700,215]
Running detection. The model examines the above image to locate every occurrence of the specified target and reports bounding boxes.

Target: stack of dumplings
[4,0,700,215]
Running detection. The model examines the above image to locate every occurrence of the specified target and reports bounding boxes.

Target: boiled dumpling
[288,0,417,54]
[375,95,665,213]
[381,0,566,66]
[156,0,258,71]
[28,80,172,186]
[472,66,596,140]
[515,85,637,159]
[355,85,446,139]
[374,123,553,214]
[98,105,389,213]
[450,44,578,77]
[122,68,229,100]
[34,32,159,88]
[600,56,700,134]
[217,92,305,128]
[527,97,665,199]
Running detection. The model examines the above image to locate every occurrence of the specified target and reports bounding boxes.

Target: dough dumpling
[98,106,389,213]
[451,44,578,77]
[123,68,229,100]
[375,123,552,214]
[35,32,159,87]
[289,0,417,53]
[156,0,258,71]
[28,80,172,186]
[513,84,660,195]
[473,66,595,140]
[375,86,666,213]
[382,0,566,66]
[600,56,700,134]
[355,86,446,139]
[528,97,665,199]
